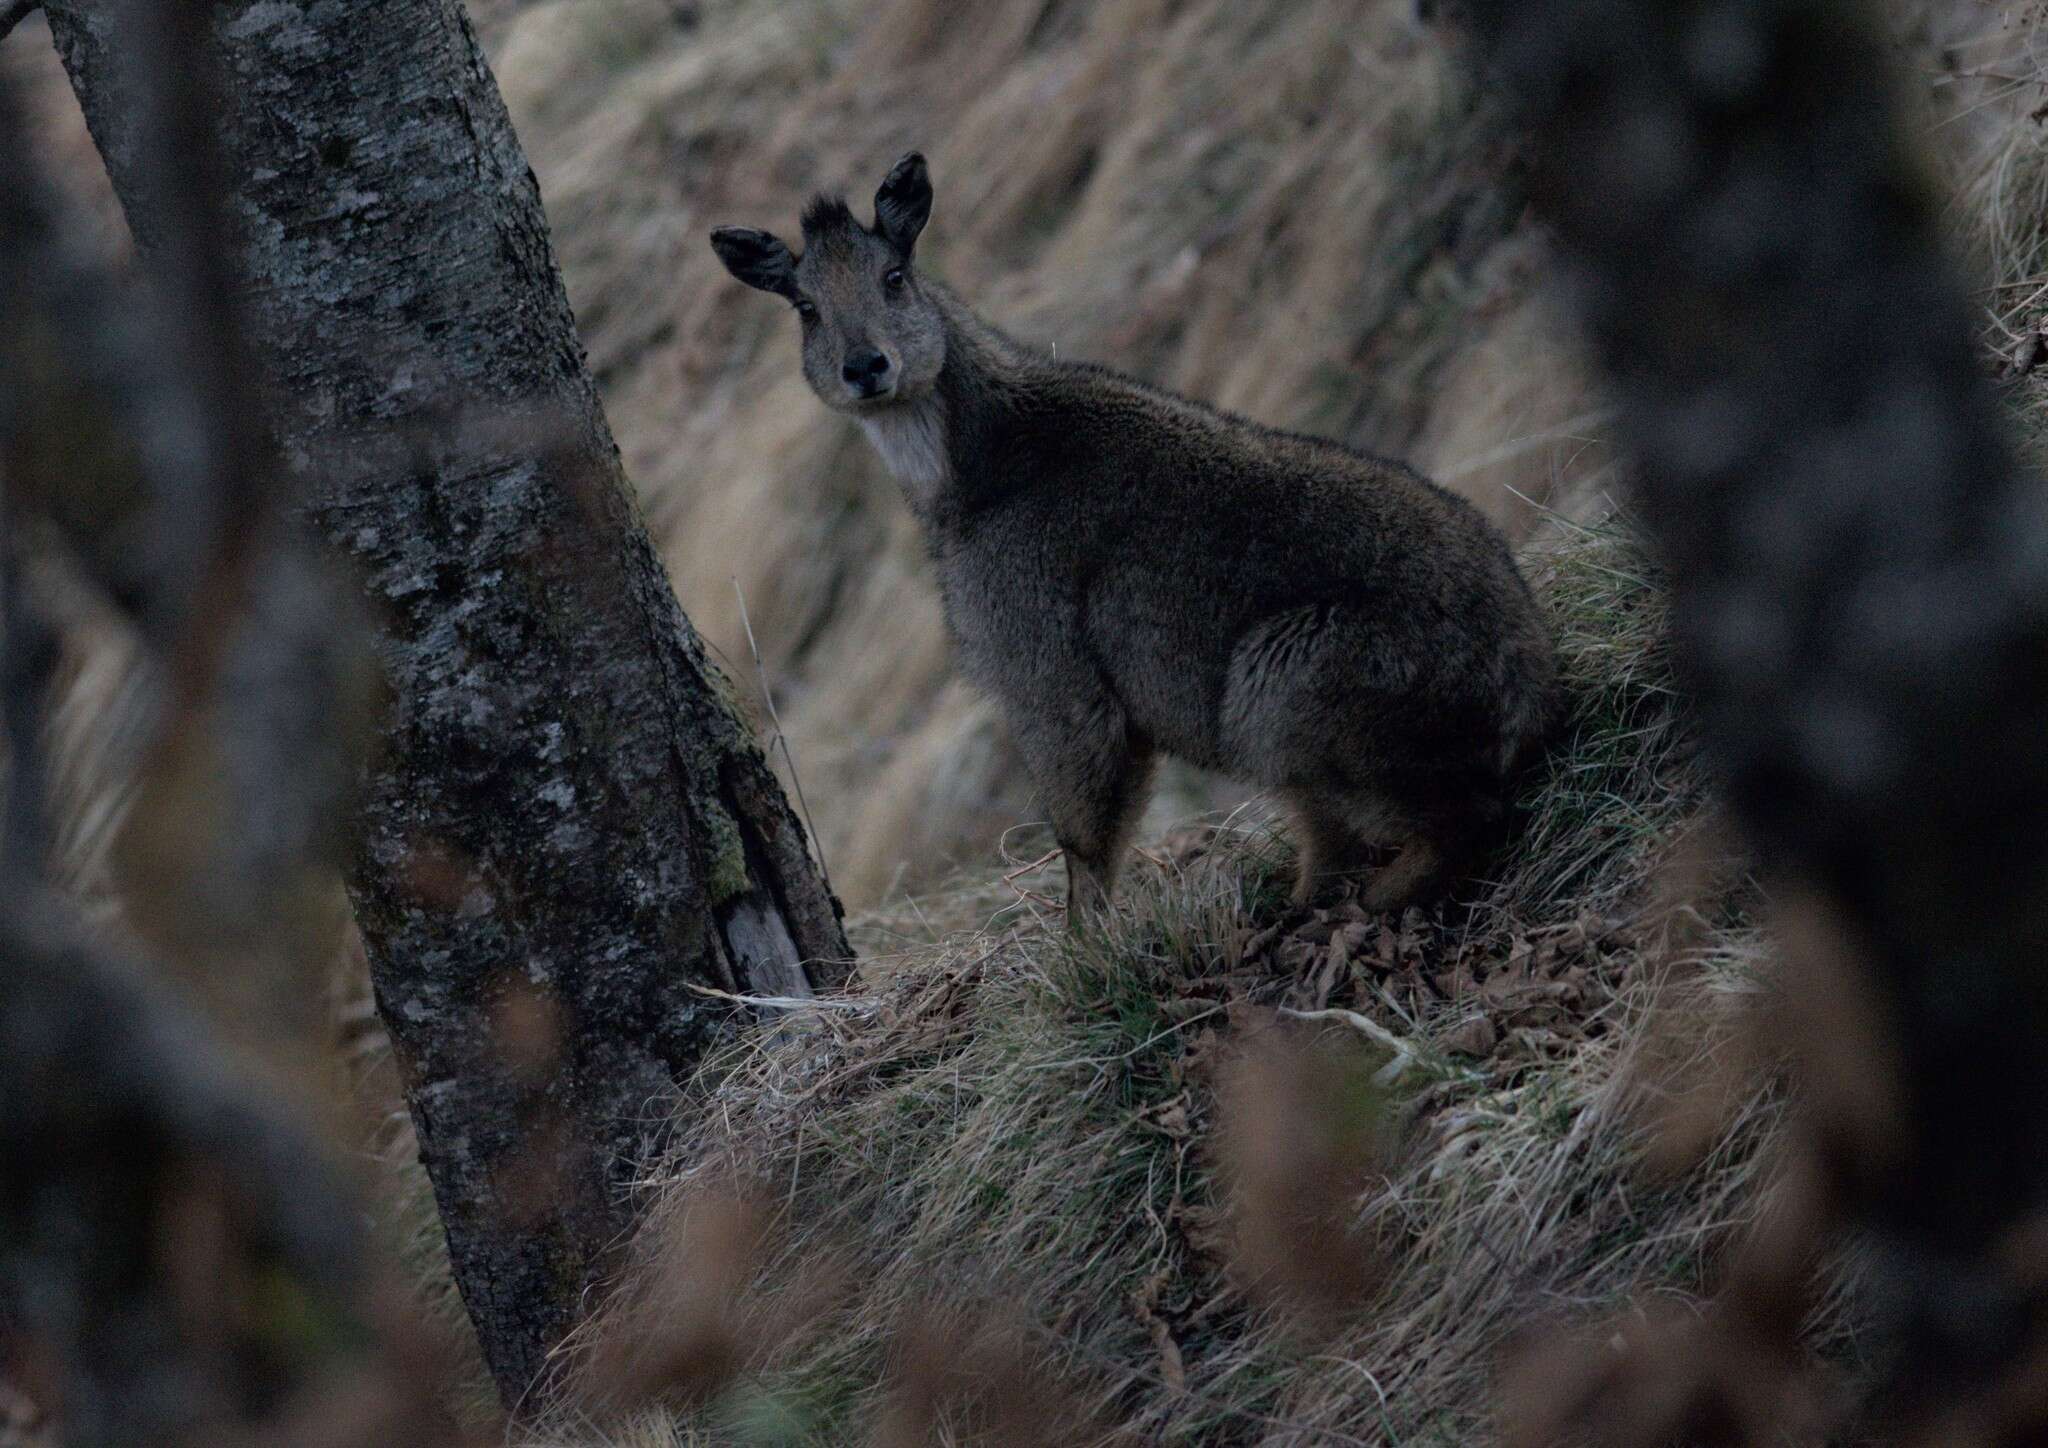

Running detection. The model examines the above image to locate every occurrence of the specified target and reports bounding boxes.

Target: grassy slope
[473,0,2043,916]
[525,517,1783,1445]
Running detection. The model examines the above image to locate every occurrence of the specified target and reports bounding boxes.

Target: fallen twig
[1002,846,1065,911]
[1277,1005,1425,1084]
[682,980,877,1013]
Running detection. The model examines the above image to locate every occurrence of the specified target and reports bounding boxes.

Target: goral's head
[710,153,944,414]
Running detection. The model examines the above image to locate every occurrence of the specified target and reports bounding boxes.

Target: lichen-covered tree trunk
[42,0,847,1408]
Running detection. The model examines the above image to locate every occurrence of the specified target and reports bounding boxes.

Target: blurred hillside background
[8,0,2034,913]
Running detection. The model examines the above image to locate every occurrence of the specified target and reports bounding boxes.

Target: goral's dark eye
[883,267,906,291]
[795,299,819,322]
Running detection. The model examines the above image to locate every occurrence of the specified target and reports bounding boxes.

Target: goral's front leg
[1007,692,1154,930]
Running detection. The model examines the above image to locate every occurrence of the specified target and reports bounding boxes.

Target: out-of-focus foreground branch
[1465,0,2048,1438]
[0,50,387,1448]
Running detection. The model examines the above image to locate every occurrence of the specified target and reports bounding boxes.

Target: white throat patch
[859,397,949,509]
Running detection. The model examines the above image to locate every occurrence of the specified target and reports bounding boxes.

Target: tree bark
[42,0,848,1409]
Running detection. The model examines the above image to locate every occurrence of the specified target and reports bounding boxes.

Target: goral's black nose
[842,346,891,392]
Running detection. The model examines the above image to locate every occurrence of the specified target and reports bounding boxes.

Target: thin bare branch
[733,574,835,903]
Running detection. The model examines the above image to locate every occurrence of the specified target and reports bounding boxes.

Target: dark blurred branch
[106,0,271,707]
[1467,0,2048,1421]
[21,0,374,989]
[9,0,278,678]
[0,59,372,1444]
[0,887,363,1443]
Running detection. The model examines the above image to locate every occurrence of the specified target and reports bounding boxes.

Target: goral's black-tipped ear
[873,152,932,257]
[709,226,798,298]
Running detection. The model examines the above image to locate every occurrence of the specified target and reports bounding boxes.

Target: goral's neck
[857,280,1040,524]
[859,394,950,517]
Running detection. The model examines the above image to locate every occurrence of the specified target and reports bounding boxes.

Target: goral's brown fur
[713,154,1559,920]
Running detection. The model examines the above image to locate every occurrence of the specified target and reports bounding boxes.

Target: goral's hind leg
[1360,777,1507,913]
[1287,791,1398,906]
[1359,831,1448,913]
[1010,698,1155,928]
